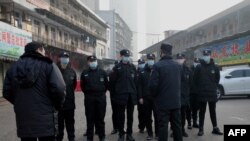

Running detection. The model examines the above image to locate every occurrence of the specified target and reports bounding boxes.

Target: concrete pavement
[0,93,250,141]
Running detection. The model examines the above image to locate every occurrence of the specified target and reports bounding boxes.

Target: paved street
[1,93,250,141]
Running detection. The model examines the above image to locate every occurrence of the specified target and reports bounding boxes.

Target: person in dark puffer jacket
[110,49,137,141]
[56,52,77,141]
[194,49,223,136]
[174,53,192,138]
[3,42,66,141]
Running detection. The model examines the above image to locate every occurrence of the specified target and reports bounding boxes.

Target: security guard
[149,43,183,141]
[186,58,200,129]
[176,53,192,137]
[137,59,146,72]
[110,61,119,134]
[57,52,77,141]
[138,54,158,140]
[137,58,146,133]
[194,49,223,136]
[81,56,109,141]
[110,49,137,141]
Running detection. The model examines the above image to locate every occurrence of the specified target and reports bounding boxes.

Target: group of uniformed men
[3,41,224,141]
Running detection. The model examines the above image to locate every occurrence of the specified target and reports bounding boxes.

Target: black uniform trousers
[57,110,75,141]
[185,105,192,125]
[111,98,119,130]
[199,101,217,131]
[85,94,107,140]
[138,103,146,131]
[117,95,134,136]
[21,136,55,141]
[157,108,182,141]
[181,106,188,131]
[186,93,199,125]
[144,98,158,136]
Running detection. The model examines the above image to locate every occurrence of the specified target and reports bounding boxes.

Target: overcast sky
[146,0,244,33]
[100,0,244,54]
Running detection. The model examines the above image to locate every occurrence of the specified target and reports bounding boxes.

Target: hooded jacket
[3,52,66,137]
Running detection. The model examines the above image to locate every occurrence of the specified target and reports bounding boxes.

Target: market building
[0,0,109,96]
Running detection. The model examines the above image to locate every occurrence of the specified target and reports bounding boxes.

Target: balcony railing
[32,33,95,55]
[49,6,107,41]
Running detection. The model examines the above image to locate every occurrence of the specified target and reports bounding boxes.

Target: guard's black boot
[198,130,204,136]
[111,129,118,134]
[212,127,223,135]
[126,134,135,141]
[187,124,192,130]
[182,130,189,137]
[118,135,125,141]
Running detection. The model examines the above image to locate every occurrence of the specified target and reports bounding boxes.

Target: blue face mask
[203,56,211,64]
[60,58,69,65]
[138,63,145,69]
[122,56,130,63]
[147,60,155,67]
[89,61,98,69]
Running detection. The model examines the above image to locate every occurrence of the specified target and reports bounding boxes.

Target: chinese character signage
[204,35,250,66]
[0,21,32,58]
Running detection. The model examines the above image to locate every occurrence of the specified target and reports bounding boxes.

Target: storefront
[195,33,250,67]
[0,21,32,97]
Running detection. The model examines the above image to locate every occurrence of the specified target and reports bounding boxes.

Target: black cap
[87,55,97,61]
[194,58,200,63]
[120,49,130,57]
[138,59,145,64]
[176,53,185,59]
[59,52,69,58]
[25,42,45,53]
[147,54,155,59]
[203,49,211,56]
[161,43,172,54]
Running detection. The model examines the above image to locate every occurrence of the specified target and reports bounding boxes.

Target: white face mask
[60,58,69,65]
[203,56,211,64]
[138,63,145,69]
[89,61,98,69]
[122,56,130,63]
[176,59,185,65]
[147,60,155,67]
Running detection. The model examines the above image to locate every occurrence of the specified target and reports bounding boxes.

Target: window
[14,12,22,28]
[64,33,68,44]
[229,70,244,78]
[51,27,56,39]
[244,70,250,77]
[33,20,41,36]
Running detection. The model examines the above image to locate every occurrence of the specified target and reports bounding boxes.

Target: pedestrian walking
[81,56,109,141]
[3,42,66,141]
[56,52,77,141]
[194,49,223,136]
[110,49,137,141]
[137,54,159,140]
[149,43,183,141]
